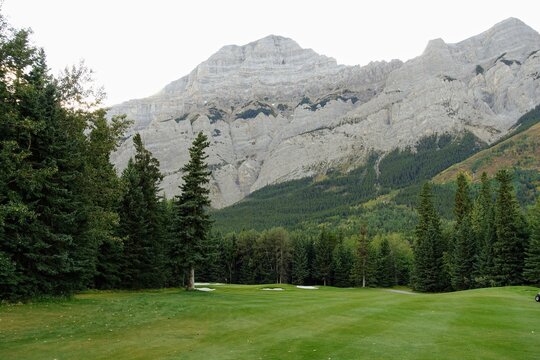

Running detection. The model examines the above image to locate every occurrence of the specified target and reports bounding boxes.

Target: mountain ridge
[109,18,540,208]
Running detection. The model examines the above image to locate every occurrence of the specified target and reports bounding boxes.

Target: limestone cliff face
[109,18,540,208]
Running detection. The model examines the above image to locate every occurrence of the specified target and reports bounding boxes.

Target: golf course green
[1,285,539,359]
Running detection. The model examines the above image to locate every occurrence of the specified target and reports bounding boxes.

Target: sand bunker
[196,287,215,292]
[261,288,284,291]
[296,286,319,289]
[194,282,224,286]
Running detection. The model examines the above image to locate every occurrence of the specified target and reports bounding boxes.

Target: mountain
[212,108,540,233]
[109,18,540,208]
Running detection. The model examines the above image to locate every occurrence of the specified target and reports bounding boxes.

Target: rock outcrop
[109,18,540,208]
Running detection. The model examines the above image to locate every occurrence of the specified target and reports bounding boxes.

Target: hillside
[434,107,540,184]
[213,106,540,233]
[211,132,480,233]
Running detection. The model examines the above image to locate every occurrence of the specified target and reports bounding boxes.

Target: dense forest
[212,131,540,233]
[1,14,539,301]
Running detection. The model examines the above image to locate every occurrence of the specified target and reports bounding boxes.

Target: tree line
[0,17,210,299]
[412,172,540,292]
[1,14,539,301]
[193,227,413,288]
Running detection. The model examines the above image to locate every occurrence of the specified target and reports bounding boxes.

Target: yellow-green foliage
[435,123,540,184]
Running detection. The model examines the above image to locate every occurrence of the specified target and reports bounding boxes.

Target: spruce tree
[332,240,353,287]
[170,132,212,290]
[377,237,396,288]
[314,228,336,286]
[271,227,291,284]
[221,233,238,284]
[493,170,526,285]
[412,183,446,292]
[119,134,165,288]
[523,199,540,284]
[450,173,475,290]
[351,224,370,287]
[0,23,99,298]
[85,112,129,289]
[291,236,309,285]
[472,172,496,286]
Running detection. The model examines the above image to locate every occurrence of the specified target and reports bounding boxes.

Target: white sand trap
[296,286,319,290]
[194,282,224,286]
[261,288,284,291]
[385,289,416,295]
[196,287,215,292]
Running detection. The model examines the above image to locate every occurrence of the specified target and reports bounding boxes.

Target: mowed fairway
[1,285,539,360]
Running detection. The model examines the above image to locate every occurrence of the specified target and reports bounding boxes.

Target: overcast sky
[3,0,540,106]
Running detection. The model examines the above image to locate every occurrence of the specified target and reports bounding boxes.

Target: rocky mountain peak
[109,19,540,208]
[454,17,540,62]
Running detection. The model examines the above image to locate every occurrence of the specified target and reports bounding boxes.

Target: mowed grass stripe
[1,286,539,359]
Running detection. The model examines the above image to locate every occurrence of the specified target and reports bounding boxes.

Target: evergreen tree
[472,172,496,286]
[221,233,237,284]
[523,200,540,284]
[412,183,446,292]
[271,227,291,284]
[332,240,353,287]
[85,112,130,289]
[0,22,101,298]
[351,224,370,287]
[493,170,526,285]
[119,134,165,289]
[235,230,258,284]
[377,237,395,287]
[196,233,224,283]
[291,236,309,285]
[314,228,336,286]
[450,173,475,290]
[170,132,211,290]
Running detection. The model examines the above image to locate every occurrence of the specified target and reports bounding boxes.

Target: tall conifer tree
[493,170,526,285]
[523,200,540,284]
[119,134,165,288]
[314,228,336,286]
[351,224,370,287]
[472,172,496,286]
[451,173,475,290]
[412,183,446,292]
[291,236,309,285]
[170,132,211,290]
[377,237,396,287]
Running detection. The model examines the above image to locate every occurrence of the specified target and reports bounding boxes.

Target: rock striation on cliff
[109,18,540,208]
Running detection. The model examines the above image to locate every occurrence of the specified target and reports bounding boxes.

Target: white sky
[3,0,540,106]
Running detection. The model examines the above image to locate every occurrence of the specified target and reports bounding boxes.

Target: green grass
[1,285,539,359]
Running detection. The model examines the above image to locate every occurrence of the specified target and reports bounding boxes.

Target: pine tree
[271,228,291,284]
[170,132,212,290]
[493,170,526,285]
[351,224,370,287]
[119,134,165,289]
[221,233,237,284]
[314,228,336,286]
[450,173,475,290]
[85,112,129,289]
[332,240,353,287]
[412,183,446,292]
[472,172,496,286]
[291,236,309,285]
[0,23,99,298]
[523,199,540,284]
[377,237,395,287]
